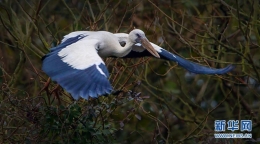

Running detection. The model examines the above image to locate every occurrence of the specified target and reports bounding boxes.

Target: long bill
[141,38,160,58]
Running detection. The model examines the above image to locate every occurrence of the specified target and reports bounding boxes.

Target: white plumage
[42,29,160,99]
[42,29,234,100]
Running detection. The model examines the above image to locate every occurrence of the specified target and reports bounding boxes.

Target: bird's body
[42,29,234,100]
[61,31,126,57]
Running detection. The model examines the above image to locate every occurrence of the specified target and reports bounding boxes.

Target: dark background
[0,0,259,143]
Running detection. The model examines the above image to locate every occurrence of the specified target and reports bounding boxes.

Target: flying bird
[42,29,234,100]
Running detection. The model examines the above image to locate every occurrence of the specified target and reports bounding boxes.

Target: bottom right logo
[214,120,252,138]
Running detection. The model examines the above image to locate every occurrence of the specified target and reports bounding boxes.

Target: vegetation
[0,0,259,143]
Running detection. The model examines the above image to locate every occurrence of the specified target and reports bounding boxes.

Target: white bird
[42,29,234,100]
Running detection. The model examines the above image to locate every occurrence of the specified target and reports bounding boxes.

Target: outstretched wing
[114,33,234,75]
[42,34,112,99]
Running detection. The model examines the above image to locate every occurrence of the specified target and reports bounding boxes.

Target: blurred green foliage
[0,0,260,143]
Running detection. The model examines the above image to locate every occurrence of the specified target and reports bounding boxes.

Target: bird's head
[129,29,160,58]
[129,29,146,43]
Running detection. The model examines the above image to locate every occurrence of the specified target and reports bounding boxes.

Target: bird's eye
[136,33,141,38]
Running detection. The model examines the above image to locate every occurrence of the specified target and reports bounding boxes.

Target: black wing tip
[228,64,235,70]
[203,64,235,75]
[187,64,235,75]
[222,64,235,74]
[205,64,235,75]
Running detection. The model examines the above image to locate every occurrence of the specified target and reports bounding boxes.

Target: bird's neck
[114,38,134,57]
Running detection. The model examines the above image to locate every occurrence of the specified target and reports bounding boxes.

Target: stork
[42,29,234,100]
